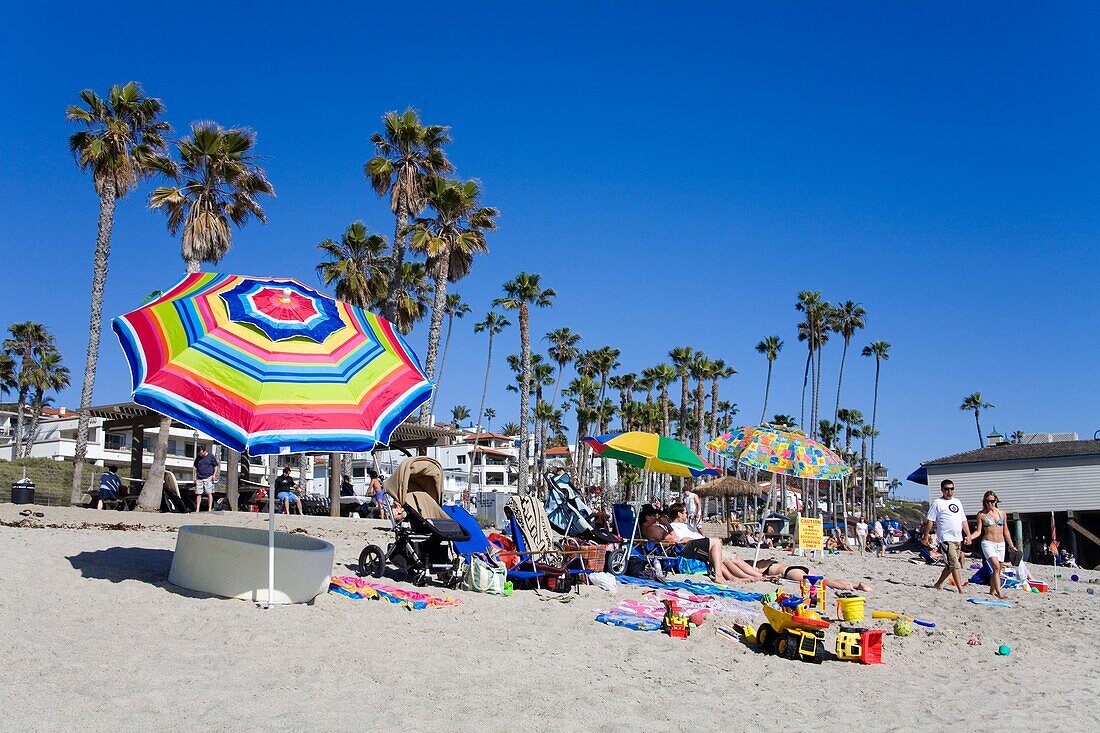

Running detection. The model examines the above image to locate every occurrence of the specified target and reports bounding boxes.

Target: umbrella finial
[280,288,293,304]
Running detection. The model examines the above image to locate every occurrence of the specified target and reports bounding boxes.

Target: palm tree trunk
[13,384,30,457]
[833,339,849,430]
[869,360,880,522]
[761,362,772,424]
[469,331,496,494]
[679,377,689,441]
[550,361,565,411]
[328,452,341,517]
[800,350,811,431]
[428,312,456,416]
[227,448,240,511]
[709,379,719,447]
[419,253,451,425]
[975,411,984,447]
[384,206,410,322]
[517,304,531,494]
[21,390,45,458]
[694,382,705,454]
[813,345,824,437]
[137,416,172,511]
[71,180,117,505]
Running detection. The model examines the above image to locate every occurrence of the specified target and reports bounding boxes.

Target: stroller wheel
[607,547,629,575]
[413,570,429,587]
[358,545,385,578]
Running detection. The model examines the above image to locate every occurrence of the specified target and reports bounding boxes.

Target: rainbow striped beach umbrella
[112,272,433,456]
[706,424,851,480]
[582,431,719,478]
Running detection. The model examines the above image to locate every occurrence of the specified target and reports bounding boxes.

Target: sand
[1,504,1097,733]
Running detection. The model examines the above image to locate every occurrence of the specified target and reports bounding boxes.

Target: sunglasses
[942,487,955,492]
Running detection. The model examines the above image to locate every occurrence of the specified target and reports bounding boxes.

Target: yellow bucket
[835,596,866,622]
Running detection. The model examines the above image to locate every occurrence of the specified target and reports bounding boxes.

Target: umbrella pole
[755,473,775,565]
[267,452,276,609]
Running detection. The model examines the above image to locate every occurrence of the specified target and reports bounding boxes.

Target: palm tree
[411,177,498,423]
[3,323,54,457]
[669,347,694,442]
[364,109,452,320]
[795,291,830,433]
[862,341,891,520]
[689,352,710,454]
[755,336,783,423]
[830,301,866,430]
[143,122,274,512]
[315,221,390,307]
[609,373,637,432]
[388,261,433,334]
[564,375,599,483]
[1010,430,1025,444]
[545,327,581,410]
[21,348,71,458]
[429,293,470,415]
[772,414,797,428]
[67,82,173,503]
[468,311,509,491]
[0,353,15,401]
[494,273,556,494]
[709,360,736,449]
[149,122,275,272]
[483,407,496,433]
[651,364,677,438]
[499,421,520,437]
[960,392,994,448]
[450,405,470,425]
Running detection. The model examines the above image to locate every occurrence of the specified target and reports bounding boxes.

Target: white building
[920,431,1100,568]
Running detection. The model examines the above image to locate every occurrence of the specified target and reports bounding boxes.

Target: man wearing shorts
[192,445,220,512]
[922,479,971,594]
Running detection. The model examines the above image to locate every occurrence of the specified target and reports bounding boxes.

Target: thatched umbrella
[693,476,766,537]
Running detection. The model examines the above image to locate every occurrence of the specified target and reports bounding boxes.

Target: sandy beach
[2,504,1096,733]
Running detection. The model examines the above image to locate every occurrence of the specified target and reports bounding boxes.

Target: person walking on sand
[192,445,220,512]
[855,517,868,554]
[922,479,971,594]
[368,468,387,520]
[968,490,1017,599]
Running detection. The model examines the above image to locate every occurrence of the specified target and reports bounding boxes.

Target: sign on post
[798,516,824,553]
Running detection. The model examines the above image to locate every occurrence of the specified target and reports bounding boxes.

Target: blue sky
[2,3,1098,500]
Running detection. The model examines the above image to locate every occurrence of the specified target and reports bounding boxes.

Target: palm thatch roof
[693,475,765,498]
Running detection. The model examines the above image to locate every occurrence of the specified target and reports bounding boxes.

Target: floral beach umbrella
[112,272,433,605]
[582,431,719,478]
[112,272,433,456]
[706,424,851,480]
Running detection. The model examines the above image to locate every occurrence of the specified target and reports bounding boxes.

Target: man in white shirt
[921,479,971,594]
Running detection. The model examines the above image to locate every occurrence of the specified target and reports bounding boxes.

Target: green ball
[893,618,913,637]
[997,645,1011,656]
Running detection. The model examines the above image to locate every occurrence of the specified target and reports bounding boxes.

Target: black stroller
[358,457,470,587]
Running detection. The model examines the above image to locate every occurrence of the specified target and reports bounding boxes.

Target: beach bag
[625,556,658,581]
[487,532,518,570]
[461,554,507,595]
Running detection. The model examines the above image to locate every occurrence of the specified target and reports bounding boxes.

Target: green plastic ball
[893,618,913,637]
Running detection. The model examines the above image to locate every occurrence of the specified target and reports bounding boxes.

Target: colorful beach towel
[614,575,764,602]
[329,576,461,609]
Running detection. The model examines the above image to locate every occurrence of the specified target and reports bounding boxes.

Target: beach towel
[507,494,559,559]
[329,576,461,609]
[614,575,764,602]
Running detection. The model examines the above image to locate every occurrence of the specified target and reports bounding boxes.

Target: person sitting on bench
[97,466,121,509]
[274,467,303,515]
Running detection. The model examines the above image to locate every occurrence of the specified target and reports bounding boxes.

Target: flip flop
[19,509,44,518]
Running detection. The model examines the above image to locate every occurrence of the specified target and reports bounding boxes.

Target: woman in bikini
[753,559,874,592]
[967,490,1017,599]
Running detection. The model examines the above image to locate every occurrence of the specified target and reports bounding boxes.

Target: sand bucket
[835,596,866,622]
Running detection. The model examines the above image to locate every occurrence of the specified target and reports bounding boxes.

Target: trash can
[11,477,35,505]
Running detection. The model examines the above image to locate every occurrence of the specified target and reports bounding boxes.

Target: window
[184,443,195,459]
[485,455,507,466]
[457,454,467,465]
[484,472,505,486]
[352,466,366,478]
[105,433,126,451]
[142,436,154,452]
[167,439,180,456]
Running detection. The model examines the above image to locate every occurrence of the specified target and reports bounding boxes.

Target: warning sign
[798,516,824,552]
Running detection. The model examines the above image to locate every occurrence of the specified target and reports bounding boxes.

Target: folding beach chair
[607,503,684,575]
[505,496,591,591]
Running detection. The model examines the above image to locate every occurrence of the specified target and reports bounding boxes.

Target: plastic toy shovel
[872,610,936,628]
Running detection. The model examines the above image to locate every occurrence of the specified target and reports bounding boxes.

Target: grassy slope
[0,458,88,506]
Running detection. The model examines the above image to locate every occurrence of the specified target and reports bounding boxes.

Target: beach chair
[505,496,591,591]
[607,503,683,575]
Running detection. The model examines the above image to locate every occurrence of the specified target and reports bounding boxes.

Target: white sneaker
[651,558,667,582]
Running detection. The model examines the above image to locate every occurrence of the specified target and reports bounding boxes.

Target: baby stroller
[358,457,470,587]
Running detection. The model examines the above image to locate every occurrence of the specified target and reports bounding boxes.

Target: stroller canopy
[385,456,448,520]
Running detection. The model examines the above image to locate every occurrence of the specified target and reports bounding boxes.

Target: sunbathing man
[753,558,874,592]
[641,504,765,583]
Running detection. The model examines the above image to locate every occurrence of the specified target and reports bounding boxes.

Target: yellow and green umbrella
[582,431,719,478]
